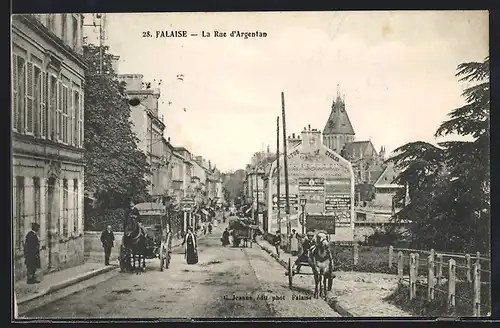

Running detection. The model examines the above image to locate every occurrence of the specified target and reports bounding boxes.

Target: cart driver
[293,231,316,274]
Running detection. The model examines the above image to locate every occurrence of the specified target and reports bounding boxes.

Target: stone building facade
[12,14,86,280]
[117,73,166,201]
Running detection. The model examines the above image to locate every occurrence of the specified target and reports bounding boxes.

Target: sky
[83,11,489,173]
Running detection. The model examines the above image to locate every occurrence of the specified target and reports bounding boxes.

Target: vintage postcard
[12,11,490,319]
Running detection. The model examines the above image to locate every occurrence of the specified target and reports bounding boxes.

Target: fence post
[447,259,456,314]
[409,253,416,300]
[353,242,359,266]
[415,252,420,276]
[389,245,394,269]
[465,254,472,283]
[436,254,443,286]
[397,251,403,284]
[473,262,481,317]
[427,254,435,301]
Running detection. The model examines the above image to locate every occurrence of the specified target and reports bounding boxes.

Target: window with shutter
[41,71,47,138]
[25,62,34,134]
[57,81,62,141]
[62,85,68,143]
[68,87,73,146]
[79,93,84,147]
[49,76,57,140]
[12,55,18,131]
[33,65,41,137]
[74,91,80,146]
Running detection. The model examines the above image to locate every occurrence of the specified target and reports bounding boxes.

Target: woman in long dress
[182,227,198,264]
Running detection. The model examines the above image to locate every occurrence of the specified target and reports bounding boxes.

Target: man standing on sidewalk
[273,230,282,257]
[100,225,115,266]
[24,222,41,284]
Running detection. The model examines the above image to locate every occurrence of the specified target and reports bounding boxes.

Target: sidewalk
[255,237,412,317]
[15,261,119,305]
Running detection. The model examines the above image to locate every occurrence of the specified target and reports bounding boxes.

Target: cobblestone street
[23,226,340,318]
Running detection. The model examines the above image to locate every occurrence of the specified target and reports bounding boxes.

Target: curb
[17,264,119,306]
[255,239,356,317]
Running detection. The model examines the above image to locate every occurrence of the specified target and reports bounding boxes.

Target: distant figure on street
[221,228,230,247]
[24,222,41,284]
[273,230,282,257]
[290,229,299,256]
[100,225,115,266]
[208,222,213,234]
[202,222,207,235]
[183,227,198,264]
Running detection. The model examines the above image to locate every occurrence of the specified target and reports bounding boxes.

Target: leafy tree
[83,44,151,209]
[387,57,490,253]
[222,169,246,204]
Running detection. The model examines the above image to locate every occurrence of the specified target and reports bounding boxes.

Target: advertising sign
[305,214,336,234]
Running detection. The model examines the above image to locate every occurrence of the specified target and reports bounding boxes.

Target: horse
[308,237,335,299]
[120,217,148,274]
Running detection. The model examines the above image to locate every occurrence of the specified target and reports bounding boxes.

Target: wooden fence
[389,246,491,316]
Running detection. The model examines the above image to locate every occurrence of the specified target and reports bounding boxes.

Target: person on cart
[293,231,316,274]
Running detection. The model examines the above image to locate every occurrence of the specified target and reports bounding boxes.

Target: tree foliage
[387,57,490,253]
[83,44,151,209]
[222,169,246,204]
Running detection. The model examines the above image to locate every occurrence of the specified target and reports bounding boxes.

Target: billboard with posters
[265,129,355,241]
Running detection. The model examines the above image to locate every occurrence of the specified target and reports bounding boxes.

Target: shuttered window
[41,71,47,138]
[33,65,42,137]
[12,55,18,131]
[73,91,80,146]
[25,62,34,134]
[62,85,69,143]
[79,93,84,147]
[49,76,57,140]
[56,81,62,141]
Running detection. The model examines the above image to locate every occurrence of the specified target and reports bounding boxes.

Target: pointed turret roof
[323,86,355,135]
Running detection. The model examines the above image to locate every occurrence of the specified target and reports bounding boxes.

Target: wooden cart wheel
[288,258,293,288]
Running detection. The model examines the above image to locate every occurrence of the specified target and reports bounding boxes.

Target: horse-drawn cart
[228,216,259,248]
[119,202,172,273]
[284,231,334,298]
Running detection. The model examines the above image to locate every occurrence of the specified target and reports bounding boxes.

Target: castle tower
[322,85,355,152]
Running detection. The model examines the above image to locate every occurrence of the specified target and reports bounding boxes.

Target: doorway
[46,177,55,270]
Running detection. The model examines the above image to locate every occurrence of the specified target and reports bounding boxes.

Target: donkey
[308,235,335,299]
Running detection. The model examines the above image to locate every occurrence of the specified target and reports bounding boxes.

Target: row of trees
[83,44,151,229]
[388,57,490,253]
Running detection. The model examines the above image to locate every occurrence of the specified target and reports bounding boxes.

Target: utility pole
[276,116,281,232]
[83,13,106,75]
[281,92,291,236]
[255,167,259,226]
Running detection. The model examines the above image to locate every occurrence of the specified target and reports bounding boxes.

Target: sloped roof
[345,140,377,159]
[323,96,355,135]
[374,162,401,186]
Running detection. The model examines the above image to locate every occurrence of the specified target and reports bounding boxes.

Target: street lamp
[299,197,307,236]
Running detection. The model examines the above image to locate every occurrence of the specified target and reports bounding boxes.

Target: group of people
[272,229,331,274]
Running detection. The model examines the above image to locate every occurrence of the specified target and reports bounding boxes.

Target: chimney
[292,133,295,139]
[308,124,311,131]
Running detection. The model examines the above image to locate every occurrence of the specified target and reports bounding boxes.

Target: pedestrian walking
[24,222,41,284]
[273,230,282,257]
[183,227,198,264]
[290,229,299,256]
[221,228,230,247]
[208,222,213,234]
[100,225,115,266]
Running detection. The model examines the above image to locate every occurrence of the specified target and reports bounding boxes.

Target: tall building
[12,14,86,280]
[117,73,166,201]
[322,86,398,205]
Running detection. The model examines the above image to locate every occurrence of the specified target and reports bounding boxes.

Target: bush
[85,208,126,232]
